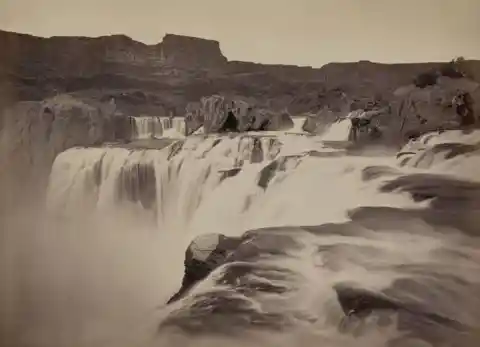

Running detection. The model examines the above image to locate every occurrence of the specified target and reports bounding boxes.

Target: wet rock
[393,77,480,141]
[185,95,294,135]
[301,108,340,134]
[250,137,264,163]
[400,141,480,169]
[257,155,302,189]
[250,108,294,132]
[361,165,401,181]
[380,174,480,208]
[219,167,242,181]
[335,284,402,317]
[335,283,469,346]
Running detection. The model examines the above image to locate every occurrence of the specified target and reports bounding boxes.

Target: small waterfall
[397,129,480,177]
[132,116,186,139]
[288,116,307,134]
[320,119,352,142]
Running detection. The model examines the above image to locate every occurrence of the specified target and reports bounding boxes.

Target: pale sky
[1,0,479,67]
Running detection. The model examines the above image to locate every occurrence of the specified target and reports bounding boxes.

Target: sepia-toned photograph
[1,1,479,346]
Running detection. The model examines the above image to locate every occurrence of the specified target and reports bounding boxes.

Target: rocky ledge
[1,29,479,119]
[1,30,480,201]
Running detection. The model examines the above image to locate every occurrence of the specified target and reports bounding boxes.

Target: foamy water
[2,122,480,347]
[132,116,185,139]
[320,119,352,142]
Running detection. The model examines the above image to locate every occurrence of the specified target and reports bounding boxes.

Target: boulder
[185,95,294,135]
[393,77,479,139]
[250,108,294,131]
[341,76,480,146]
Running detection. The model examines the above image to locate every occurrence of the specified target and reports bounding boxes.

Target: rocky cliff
[0,94,135,204]
[2,29,479,117]
[1,29,480,203]
[0,30,226,111]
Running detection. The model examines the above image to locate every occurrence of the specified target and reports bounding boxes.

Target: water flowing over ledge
[37,126,480,346]
[131,116,186,140]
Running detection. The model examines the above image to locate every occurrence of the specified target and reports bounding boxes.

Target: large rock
[185,95,294,135]
[302,76,480,147]
[392,76,479,140]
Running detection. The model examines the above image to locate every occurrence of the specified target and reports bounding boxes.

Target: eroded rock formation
[2,29,479,121]
[302,74,480,147]
[185,95,294,135]
[0,94,134,201]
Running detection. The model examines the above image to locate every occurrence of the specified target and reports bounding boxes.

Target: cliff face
[0,31,228,110]
[0,31,226,78]
[1,29,479,206]
[2,29,479,117]
[158,34,227,68]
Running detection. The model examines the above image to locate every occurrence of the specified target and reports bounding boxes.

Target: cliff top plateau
[1,29,479,117]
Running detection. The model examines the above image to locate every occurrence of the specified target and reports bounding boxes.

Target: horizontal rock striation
[2,29,479,121]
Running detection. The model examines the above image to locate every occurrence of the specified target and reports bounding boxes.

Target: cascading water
[132,116,186,139]
[5,121,480,347]
[319,118,352,142]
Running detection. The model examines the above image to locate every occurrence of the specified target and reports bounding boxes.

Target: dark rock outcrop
[393,76,479,138]
[302,75,480,147]
[185,95,294,135]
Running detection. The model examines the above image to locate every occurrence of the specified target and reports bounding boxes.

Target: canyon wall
[1,29,480,203]
[2,29,479,116]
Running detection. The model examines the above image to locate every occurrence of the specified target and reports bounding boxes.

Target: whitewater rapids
[2,120,480,347]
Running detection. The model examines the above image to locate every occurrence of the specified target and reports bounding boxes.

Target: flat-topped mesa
[0,30,154,75]
[0,30,227,78]
[1,29,480,127]
[157,34,227,68]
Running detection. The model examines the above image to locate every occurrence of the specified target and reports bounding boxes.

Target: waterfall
[46,135,285,234]
[6,129,480,347]
[320,118,352,142]
[132,116,186,139]
[288,116,308,134]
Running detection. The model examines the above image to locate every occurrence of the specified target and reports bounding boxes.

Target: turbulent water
[2,118,480,347]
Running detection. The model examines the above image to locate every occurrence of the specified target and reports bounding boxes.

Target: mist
[0,197,188,347]
[1,119,480,347]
